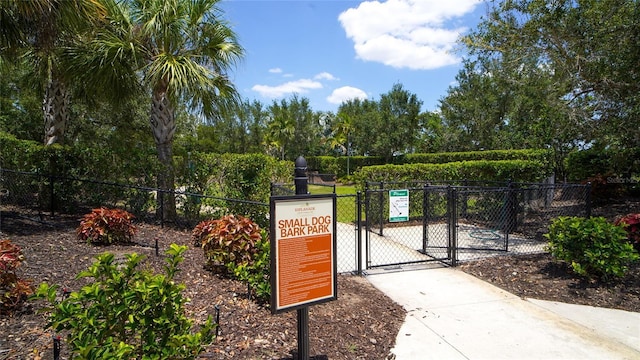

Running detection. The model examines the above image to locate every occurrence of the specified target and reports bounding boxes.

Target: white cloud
[327,86,368,104]
[314,72,339,81]
[252,79,323,98]
[339,0,481,70]
[268,68,283,74]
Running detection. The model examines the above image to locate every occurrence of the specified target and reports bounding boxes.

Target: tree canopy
[1,0,638,183]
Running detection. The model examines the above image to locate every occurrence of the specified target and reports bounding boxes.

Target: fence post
[504,181,518,234]
[159,189,164,228]
[356,191,363,276]
[448,186,458,267]
[585,182,592,218]
[422,184,428,254]
[364,186,370,270]
[461,179,468,218]
[378,181,384,236]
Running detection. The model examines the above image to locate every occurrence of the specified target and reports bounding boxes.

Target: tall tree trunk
[150,87,177,222]
[43,78,69,146]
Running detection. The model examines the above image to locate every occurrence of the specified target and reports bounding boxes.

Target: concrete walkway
[366,265,640,360]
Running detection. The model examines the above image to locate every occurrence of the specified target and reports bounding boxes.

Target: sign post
[270,157,337,359]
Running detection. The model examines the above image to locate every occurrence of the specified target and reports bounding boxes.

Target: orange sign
[270,195,337,313]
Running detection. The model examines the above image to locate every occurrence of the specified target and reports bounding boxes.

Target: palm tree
[330,112,354,175]
[265,103,296,160]
[73,0,243,220]
[0,0,106,146]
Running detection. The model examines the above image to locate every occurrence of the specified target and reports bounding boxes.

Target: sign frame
[270,193,338,314]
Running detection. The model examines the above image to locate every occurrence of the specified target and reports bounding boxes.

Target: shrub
[195,216,271,302]
[192,219,218,248]
[77,207,137,245]
[614,213,640,253]
[227,230,271,302]
[0,239,33,314]
[33,244,214,359]
[198,215,262,273]
[545,217,640,280]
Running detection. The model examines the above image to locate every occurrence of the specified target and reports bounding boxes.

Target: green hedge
[175,152,291,226]
[353,160,550,189]
[396,149,551,165]
[306,155,385,178]
[1,133,291,224]
[307,149,551,178]
[0,131,159,182]
[566,148,640,182]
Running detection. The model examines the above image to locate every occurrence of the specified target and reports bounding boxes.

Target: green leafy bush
[176,152,290,228]
[76,208,137,245]
[545,217,640,279]
[614,213,640,253]
[34,244,214,359]
[227,231,271,302]
[0,239,33,314]
[566,147,640,182]
[198,215,263,272]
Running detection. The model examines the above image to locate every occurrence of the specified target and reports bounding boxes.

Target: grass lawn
[308,184,359,223]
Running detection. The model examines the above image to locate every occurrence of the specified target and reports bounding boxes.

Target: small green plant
[76,207,137,245]
[0,239,33,314]
[614,213,640,253]
[34,244,214,359]
[197,215,262,272]
[227,230,271,302]
[545,216,639,279]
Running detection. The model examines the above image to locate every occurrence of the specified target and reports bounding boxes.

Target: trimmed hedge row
[307,149,551,178]
[353,160,550,188]
[1,132,291,224]
[398,149,551,165]
[565,147,640,182]
[0,131,160,182]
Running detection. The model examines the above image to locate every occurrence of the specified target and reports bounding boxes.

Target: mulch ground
[2,198,640,359]
[0,215,404,360]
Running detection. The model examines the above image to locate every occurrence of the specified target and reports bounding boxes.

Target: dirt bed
[0,216,404,360]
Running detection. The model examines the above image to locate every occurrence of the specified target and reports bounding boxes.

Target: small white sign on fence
[389,189,409,222]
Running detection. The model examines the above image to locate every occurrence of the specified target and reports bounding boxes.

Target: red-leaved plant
[1,239,33,314]
[194,215,262,273]
[77,208,137,245]
[615,213,640,252]
[191,219,218,248]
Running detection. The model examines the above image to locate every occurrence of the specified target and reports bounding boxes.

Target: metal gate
[362,181,590,269]
[364,185,455,270]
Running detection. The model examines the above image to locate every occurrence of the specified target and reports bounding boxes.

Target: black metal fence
[363,181,591,268]
[1,168,591,274]
[0,168,269,230]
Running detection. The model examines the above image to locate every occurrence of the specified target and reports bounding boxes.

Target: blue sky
[220,0,485,113]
